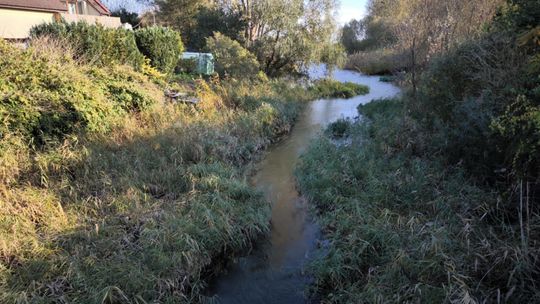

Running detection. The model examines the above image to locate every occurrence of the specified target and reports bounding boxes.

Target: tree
[188,6,246,51]
[112,8,140,26]
[154,0,206,47]
[319,43,347,77]
[353,0,503,93]
[205,32,260,78]
[340,19,364,54]
[135,26,184,74]
[245,0,339,76]
[154,0,339,76]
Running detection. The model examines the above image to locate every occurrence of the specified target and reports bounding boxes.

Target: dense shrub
[297,98,540,303]
[0,39,115,143]
[88,64,161,112]
[411,27,540,181]
[0,39,160,145]
[30,21,145,68]
[311,79,370,99]
[135,26,184,74]
[205,32,260,79]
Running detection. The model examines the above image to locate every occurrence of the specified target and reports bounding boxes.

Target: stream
[208,67,401,303]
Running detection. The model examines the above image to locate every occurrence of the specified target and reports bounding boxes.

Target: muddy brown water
[207,67,400,303]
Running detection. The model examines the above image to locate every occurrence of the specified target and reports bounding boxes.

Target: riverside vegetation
[0,21,367,302]
[298,0,539,303]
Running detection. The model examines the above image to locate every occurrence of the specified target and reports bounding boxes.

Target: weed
[296,98,540,303]
[0,38,341,303]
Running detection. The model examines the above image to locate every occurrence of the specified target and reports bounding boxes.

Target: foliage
[188,6,246,51]
[155,0,204,47]
[135,26,184,74]
[0,37,338,303]
[412,0,540,180]
[30,21,145,68]
[0,39,112,144]
[318,43,347,74]
[296,98,540,303]
[345,0,503,77]
[326,118,352,138]
[310,79,370,99]
[298,2,540,301]
[205,32,260,79]
[156,0,339,76]
[247,0,338,76]
[112,8,141,25]
[340,19,364,54]
[487,0,540,179]
[176,57,199,74]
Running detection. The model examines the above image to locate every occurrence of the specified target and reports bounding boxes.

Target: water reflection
[208,67,400,303]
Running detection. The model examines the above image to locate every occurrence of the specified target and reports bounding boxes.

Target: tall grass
[296,99,540,303]
[0,38,335,303]
[344,49,405,75]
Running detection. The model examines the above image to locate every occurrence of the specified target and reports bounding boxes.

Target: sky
[103,0,369,24]
[338,0,368,24]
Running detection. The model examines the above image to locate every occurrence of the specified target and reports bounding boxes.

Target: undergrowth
[0,38,339,303]
[296,98,540,303]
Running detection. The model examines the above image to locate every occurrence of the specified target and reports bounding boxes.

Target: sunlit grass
[0,39,345,303]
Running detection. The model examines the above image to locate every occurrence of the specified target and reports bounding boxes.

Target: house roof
[88,0,110,15]
[0,0,112,15]
[0,0,68,12]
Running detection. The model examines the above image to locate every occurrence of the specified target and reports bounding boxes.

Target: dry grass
[345,49,406,75]
[0,38,325,303]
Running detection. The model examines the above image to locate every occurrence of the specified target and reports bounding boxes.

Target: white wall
[0,8,55,39]
[61,13,121,28]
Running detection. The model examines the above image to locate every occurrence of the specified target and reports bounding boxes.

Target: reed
[0,38,352,303]
[296,98,540,303]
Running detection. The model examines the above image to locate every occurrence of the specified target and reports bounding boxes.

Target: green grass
[311,79,370,99]
[296,98,540,303]
[0,39,345,303]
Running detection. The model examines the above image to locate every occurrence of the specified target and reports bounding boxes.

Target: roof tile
[0,0,68,12]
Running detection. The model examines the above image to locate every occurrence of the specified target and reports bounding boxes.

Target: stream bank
[208,66,400,303]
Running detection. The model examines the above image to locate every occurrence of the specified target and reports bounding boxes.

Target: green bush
[205,32,260,79]
[0,39,160,145]
[411,30,538,179]
[311,79,370,99]
[30,21,145,68]
[135,26,184,74]
[0,39,117,143]
[87,65,159,112]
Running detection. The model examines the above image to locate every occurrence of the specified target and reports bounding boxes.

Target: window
[68,3,76,14]
[77,0,87,15]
